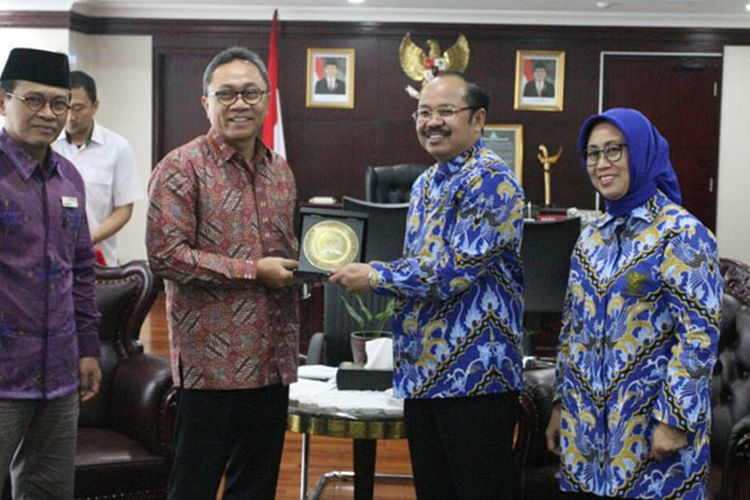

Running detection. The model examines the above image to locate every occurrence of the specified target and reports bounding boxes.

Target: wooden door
[603,55,721,232]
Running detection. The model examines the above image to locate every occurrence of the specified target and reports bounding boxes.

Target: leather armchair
[365,164,427,203]
[73,259,175,499]
[2,261,175,500]
[710,257,750,500]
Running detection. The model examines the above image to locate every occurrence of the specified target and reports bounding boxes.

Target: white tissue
[363,338,393,370]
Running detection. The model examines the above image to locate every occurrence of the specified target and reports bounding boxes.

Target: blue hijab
[577,108,682,216]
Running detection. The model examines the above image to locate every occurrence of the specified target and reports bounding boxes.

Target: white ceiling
[3,0,750,28]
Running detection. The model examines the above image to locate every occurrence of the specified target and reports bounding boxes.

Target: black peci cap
[1,47,70,89]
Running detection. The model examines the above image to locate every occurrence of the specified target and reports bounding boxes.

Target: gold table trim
[287,409,406,440]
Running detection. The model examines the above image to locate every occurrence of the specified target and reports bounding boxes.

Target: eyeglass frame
[4,92,71,116]
[204,88,269,107]
[411,106,475,123]
[581,143,628,167]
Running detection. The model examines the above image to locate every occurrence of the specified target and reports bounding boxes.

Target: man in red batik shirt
[146,46,299,500]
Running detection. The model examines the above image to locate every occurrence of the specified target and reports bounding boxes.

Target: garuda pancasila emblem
[399,32,470,99]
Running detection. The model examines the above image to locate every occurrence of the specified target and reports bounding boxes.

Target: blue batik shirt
[370,138,525,399]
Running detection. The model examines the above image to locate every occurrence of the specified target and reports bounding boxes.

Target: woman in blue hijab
[544,108,723,498]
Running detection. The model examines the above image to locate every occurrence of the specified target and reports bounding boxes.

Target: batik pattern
[371,139,525,399]
[555,191,722,498]
[147,130,299,390]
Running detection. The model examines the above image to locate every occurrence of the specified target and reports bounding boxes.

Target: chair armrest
[109,353,174,455]
[522,367,558,468]
[723,413,750,500]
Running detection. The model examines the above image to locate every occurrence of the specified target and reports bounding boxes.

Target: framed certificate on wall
[483,124,523,185]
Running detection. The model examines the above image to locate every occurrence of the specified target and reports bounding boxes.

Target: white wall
[68,32,153,264]
[717,47,750,264]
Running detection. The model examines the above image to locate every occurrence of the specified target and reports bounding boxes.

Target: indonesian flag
[262,9,286,158]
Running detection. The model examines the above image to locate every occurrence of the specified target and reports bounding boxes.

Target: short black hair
[437,71,490,114]
[70,70,97,102]
[202,46,269,94]
[324,58,339,68]
[533,60,547,71]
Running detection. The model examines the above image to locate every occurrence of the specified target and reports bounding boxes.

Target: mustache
[424,126,450,135]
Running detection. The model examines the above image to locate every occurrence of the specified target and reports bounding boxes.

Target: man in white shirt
[53,70,143,266]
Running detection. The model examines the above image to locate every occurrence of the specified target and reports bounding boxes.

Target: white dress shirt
[53,122,143,266]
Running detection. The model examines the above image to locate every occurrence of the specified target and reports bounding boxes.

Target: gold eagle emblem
[399,32,470,98]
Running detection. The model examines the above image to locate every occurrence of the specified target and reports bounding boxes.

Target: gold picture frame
[514,50,565,112]
[306,48,355,109]
[483,124,524,184]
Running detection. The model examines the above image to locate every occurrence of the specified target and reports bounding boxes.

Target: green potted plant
[343,295,395,364]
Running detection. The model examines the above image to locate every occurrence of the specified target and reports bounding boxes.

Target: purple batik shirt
[0,129,100,400]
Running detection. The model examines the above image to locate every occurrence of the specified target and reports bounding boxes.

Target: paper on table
[298,364,338,381]
[308,196,336,205]
[364,338,393,370]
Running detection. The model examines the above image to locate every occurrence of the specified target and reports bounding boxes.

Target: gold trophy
[537,144,563,207]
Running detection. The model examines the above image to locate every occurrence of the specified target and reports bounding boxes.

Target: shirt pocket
[83,168,114,218]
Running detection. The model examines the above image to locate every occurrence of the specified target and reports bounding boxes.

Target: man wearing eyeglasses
[0,47,101,499]
[331,72,526,499]
[52,71,143,267]
[146,46,299,500]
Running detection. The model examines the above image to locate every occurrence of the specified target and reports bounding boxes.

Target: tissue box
[336,366,392,391]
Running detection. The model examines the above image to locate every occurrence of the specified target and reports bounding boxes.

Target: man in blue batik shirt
[331,72,526,499]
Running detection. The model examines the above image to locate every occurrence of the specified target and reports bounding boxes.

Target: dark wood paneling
[113,16,750,208]
[604,55,721,231]
[0,10,69,28]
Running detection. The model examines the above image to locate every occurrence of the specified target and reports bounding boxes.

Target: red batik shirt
[146,129,299,390]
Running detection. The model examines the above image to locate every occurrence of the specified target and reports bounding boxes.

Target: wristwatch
[367,269,378,289]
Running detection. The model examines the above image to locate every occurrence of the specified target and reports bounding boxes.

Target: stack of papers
[290,367,403,418]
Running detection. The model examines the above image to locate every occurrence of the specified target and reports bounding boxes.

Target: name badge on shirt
[61,196,79,208]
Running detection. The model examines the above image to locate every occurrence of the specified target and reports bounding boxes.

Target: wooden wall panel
[144,20,750,208]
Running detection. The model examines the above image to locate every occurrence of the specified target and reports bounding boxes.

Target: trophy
[295,208,368,276]
[537,144,563,207]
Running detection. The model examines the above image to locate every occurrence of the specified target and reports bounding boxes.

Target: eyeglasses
[581,143,628,167]
[4,92,70,116]
[205,88,268,107]
[411,106,474,123]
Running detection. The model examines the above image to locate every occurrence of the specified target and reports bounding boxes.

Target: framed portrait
[483,124,523,184]
[514,50,565,112]
[306,48,355,109]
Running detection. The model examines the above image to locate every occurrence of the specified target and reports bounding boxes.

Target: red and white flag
[262,9,286,158]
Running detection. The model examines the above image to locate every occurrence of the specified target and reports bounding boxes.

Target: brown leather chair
[2,260,174,500]
[74,259,175,499]
[709,257,750,500]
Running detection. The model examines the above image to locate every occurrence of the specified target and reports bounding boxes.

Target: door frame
[594,51,722,212]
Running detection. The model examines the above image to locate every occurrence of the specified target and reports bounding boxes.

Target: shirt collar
[88,121,104,145]
[60,120,102,147]
[433,137,484,180]
[1,128,62,180]
[591,190,667,230]
[206,128,272,176]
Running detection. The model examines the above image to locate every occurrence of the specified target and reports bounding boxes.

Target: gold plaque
[302,220,359,272]
[295,207,368,277]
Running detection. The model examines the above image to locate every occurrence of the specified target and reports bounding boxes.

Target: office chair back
[365,164,428,203]
[522,217,581,314]
[342,196,409,262]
